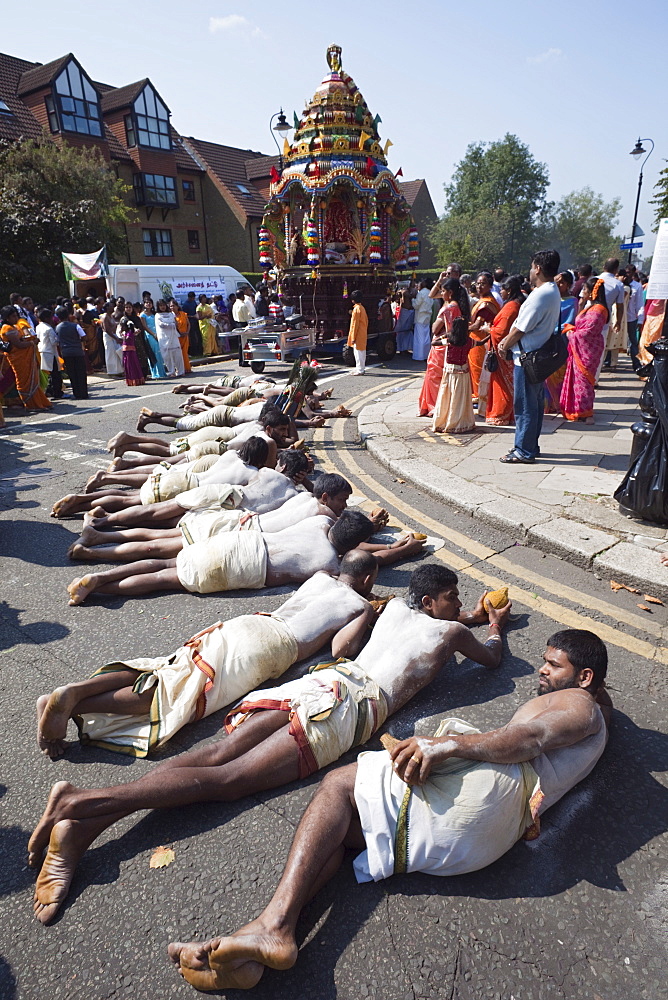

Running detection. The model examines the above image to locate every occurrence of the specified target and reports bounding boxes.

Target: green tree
[429,134,550,271]
[0,135,135,301]
[538,187,622,269]
[650,160,668,231]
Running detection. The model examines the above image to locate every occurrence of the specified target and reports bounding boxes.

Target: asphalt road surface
[1,358,666,1000]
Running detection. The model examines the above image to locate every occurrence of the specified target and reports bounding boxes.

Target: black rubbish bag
[614,339,668,524]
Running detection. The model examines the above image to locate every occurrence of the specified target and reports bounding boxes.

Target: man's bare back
[273,571,372,659]
[264,515,339,585]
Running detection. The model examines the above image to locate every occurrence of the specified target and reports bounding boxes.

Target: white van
[69,264,253,305]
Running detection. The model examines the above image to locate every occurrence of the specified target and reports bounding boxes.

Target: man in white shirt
[243,288,257,321]
[496,250,562,464]
[232,295,250,329]
[598,258,625,344]
[625,264,644,371]
[412,280,434,361]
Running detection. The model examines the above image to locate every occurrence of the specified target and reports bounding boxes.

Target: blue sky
[6,0,667,258]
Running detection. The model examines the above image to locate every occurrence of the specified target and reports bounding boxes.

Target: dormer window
[128,83,171,150]
[51,61,102,136]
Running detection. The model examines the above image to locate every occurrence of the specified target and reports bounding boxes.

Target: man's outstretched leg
[68,535,183,563]
[36,670,154,758]
[107,431,172,457]
[51,489,140,519]
[88,499,185,530]
[67,557,182,604]
[137,408,180,432]
[168,765,363,991]
[29,712,299,923]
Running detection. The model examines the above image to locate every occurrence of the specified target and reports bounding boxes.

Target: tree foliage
[650,160,668,232]
[0,135,135,301]
[538,187,622,269]
[429,134,622,273]
[429,134,550,272]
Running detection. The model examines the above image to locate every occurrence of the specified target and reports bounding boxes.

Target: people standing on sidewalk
[170,300,192,374]
[347,290,368,375]
[36,308,63,399]
[483,276,523,426]
[394,289,415,354]
[412,280,433,362]
[418,278,469,417]
[140,299,167,378]
[544,270,577,414]
[155,299,184,377]
[183,291,202,356]
[468,272,499,399]
[196,295,218,358]
[496,249,561,464]
[101,303,124,377]
[431,317,475,434]
[559,276,609,423]
[54,305,88,400]
[597,258,625,377]
[625,265,644,372]
[118,316,146,387]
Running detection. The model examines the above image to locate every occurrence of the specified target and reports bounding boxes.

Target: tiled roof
[17,53,72,96]
[170,128,203,172]
[100,79,148,113]
[0,52,44,140]
[398,179,426,207]
[186,137,270,220]
[245,154,280,180]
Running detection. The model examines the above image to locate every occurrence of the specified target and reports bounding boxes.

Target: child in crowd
[431,317,475,434]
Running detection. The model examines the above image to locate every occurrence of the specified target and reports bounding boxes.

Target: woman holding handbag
[482,276,524,426]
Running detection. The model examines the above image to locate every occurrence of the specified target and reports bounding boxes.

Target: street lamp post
[628,137,655,266]
[269,109,292,172]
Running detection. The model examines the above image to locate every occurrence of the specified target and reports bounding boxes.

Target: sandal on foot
[499,452,535,464]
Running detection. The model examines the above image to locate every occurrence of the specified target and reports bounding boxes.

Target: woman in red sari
[468,271,499,398]
[559,276,609,422]
[483,276,523,426]
[417,277,470,417]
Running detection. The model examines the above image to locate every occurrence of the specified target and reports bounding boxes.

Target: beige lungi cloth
[175,530,267,593]
[225,659,388,778]
[169,425,237,455]
[175,404,236,432]
[75,615,298,757]
[137,455,219,505]
[352,718,542,883]
[179,506,259,545]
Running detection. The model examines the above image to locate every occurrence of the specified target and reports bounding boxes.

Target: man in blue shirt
[496,249,561,463]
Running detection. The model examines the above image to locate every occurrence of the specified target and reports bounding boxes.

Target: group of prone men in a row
[34,371,613,992]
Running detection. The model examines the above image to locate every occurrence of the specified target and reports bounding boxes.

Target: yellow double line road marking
[313,377,668,665]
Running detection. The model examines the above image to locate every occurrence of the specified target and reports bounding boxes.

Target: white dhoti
[103,333,124,375]
[175,404,236,432]
[169,425,237,455]
[76,615,299,756]
[176,530,267,593]
[137,455,219,505]
[352,718,542,883]
[179,506,258,545]
[412,321,432,362]
[225,659,388,778]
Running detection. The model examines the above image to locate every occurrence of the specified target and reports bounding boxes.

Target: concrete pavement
[359,357,668,598]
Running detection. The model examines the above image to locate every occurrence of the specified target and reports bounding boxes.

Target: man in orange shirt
[347,290,368,375]
[170,299,192,373]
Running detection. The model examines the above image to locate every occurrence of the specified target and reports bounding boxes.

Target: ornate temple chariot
[258,45,419,352]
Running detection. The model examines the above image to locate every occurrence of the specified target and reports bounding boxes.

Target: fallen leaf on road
[149,846,175,868]
[643,594,664,605]
[610,580,641,594]
[636,604,652,613]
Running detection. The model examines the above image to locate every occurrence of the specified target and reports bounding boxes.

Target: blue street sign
[620,241,643,250]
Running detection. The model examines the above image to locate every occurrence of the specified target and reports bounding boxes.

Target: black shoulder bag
[518,310,567,385]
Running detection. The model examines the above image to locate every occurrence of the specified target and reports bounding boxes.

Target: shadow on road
[0,601,70,651]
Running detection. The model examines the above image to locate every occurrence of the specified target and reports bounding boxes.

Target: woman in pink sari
[560,276,609,422]
[417,278,469,416]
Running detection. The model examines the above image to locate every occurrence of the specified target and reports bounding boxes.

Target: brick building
[0,49,436,274]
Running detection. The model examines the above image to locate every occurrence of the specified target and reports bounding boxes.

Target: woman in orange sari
[483,276,523,425]
[468,271,500,398]
[0,305,51,410]
[637,299,666,367]
[417,277,470,417]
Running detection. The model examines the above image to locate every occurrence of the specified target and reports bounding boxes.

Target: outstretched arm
[391,688,600,785]
[359,535,426,566]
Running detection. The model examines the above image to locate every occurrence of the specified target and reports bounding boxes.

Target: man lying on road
[38,550,380,759]
[168,628,612,992]
[30,564,509,923]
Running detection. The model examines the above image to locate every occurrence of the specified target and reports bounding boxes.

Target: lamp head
[630,139,646,158]
[273,109,291,133]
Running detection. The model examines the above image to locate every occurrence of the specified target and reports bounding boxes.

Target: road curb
[358,400,668,601]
